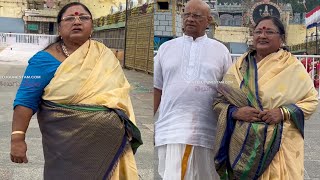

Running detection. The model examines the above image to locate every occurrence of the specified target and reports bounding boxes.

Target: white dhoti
[157,144,220,180]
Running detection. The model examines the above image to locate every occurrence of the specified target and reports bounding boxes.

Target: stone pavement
[304,108,320,180]
[0,44,44,65]
[0,63,153,180]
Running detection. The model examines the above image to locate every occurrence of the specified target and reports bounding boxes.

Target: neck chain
[61,42,70,57]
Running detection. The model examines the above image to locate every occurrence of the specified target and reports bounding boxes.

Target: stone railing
[216,3,243,12]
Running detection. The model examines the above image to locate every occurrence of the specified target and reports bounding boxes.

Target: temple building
[154,0,309,53]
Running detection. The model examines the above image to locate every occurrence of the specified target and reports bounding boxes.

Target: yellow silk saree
[37,40,142,180]
[213,49,318,180]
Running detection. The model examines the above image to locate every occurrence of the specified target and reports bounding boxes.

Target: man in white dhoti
[154,0,233,179]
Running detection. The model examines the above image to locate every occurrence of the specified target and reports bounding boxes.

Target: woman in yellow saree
[213,16,318,180]
[10,2,142,180]
[37,39,142,180]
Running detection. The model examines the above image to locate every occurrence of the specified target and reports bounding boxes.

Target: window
[157,1,169,10]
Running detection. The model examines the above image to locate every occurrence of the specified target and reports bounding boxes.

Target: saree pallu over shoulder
[42,40,136,124]
[213,49,318,180]
[38,100,128,180]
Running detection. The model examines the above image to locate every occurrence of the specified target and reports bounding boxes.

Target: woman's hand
[232,106,261,122]
[10,106,33,163]
[258,108,283,124]
[10,135,28,163]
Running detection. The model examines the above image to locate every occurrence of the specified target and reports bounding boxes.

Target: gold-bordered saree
[37,40,142,180]
[213,49,318,180]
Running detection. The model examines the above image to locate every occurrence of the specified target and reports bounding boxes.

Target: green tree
[281,0,320,13]
[305,0,320,12]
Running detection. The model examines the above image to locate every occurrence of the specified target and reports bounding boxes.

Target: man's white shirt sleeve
[154,49,163,90]
[223,52,233,75]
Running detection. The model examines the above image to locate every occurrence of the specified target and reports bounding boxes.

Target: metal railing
[0,33,58,46]
[0,33,124,49]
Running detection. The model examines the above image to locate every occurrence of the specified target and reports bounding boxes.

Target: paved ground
[0,44,44,65]
[0,63,153,180]
[304,107,320,179]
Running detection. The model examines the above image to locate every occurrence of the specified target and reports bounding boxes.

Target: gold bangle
[11,131,25,135]
[279,107,284,121]
[282,107,290,121]
[283,108,288,121]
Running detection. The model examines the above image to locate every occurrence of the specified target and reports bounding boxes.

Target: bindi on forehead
[256,26,276,31]
[64,10,87,17]
[257,20,275,28]
[64,6,87,15]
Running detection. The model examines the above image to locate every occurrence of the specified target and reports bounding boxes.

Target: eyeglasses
[253,30,279,36]
[61,15,92,23]
[182,12,206,20]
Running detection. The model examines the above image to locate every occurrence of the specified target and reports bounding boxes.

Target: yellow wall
[286,24,307,46]
[214,25,312,46]
[0,0,27,18]
[81,0,126,19]
[214,26,250,43]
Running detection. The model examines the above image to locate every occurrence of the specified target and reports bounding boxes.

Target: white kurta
[154,34,233,149]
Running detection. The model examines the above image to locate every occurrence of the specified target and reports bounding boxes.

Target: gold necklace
[61,42,70,57]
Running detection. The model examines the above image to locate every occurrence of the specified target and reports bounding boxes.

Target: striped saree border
[103,133,128,180]
[282,104,305,138]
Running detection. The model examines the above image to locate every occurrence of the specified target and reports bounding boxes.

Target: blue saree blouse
[13,51,61,114]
